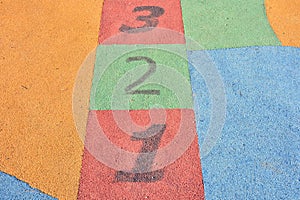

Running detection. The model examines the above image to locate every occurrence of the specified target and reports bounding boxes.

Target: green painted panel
[181,0,281,50]
[90,44,193,110]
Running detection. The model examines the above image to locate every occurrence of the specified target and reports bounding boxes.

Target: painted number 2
[120,6,165,33]
[115,124,166,182]
[125,56,160,95]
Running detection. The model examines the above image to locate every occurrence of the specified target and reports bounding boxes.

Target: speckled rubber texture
[189,46,300,199]
[181,0,281,50]
[0,171,57,199]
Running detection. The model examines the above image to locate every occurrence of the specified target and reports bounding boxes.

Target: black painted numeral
[115,124,166,182]
[120,6,165,33]
[125,56,160,95]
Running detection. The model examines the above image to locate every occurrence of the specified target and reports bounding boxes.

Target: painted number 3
[120,6,165,33]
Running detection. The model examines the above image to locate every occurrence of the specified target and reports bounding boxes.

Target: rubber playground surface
[0,0,299,199]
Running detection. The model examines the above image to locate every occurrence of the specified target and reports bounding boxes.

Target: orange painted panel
[0,0,104,199]
[266,0,300,47]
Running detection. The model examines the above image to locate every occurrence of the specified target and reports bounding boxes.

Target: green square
[181,0,281,50]
[90,44,193,110]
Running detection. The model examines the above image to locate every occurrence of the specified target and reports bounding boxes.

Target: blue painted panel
[0,171,57,200]
[188,46,300,200]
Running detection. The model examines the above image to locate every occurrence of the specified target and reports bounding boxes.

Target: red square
[78,109,205,199]
[98,0,185,44]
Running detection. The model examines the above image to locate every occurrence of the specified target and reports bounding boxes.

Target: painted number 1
[120,6,165,33]
[115,124,166,182]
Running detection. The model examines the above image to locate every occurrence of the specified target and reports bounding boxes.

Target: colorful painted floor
[0,0,299,199]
